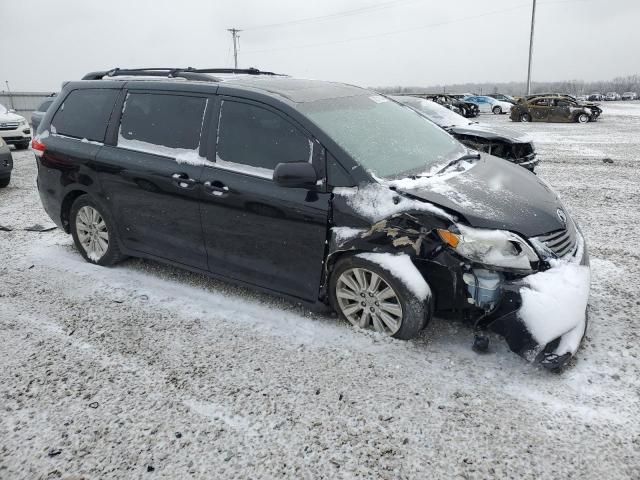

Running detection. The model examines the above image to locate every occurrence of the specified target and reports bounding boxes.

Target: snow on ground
[1,102,639,479]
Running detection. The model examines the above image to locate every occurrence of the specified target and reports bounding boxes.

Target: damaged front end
[327,194,590,371]
[441,219,590,371]
[453,134,538,171]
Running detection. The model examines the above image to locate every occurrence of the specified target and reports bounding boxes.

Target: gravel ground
[1,102,639,479]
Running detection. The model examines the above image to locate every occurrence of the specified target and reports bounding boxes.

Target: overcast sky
[1,0,639,92]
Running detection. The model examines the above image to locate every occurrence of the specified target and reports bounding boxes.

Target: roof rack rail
[81,67,283,82]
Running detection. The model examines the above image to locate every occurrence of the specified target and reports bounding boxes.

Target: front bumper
[516,155,539,171]
[0,126,32,145]
[485,233,590,370]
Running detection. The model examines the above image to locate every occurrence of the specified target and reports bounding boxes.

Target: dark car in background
[398,93,480,118]
[511,95,602,123]
[588,93,604,101]
[0,136,12,187]
[31,95,57,133]
[392,96,538,171]
[32,67,590,370]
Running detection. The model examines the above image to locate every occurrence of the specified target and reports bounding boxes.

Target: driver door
[199,97,331,301]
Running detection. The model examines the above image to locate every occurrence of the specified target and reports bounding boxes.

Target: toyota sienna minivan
[34,68,591,370]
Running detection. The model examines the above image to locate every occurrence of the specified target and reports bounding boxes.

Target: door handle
[172,172,197,189]
[204,180,229,197]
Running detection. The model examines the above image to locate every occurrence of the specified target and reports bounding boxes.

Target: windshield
[300,94,465,179]
[0,104,7,114]
[391,96,470,128]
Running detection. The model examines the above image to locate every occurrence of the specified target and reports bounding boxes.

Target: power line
[241,0,599,56]
[243,3,531,55]
[243,0,419,31]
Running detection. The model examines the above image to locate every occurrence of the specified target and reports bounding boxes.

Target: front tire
[0,175,9,188]
[70,195,125,266]
[520,112,532,122]
[492,106,502,114]
[15,141,30,150]
[577,113,590,123]
[329,255,431,340]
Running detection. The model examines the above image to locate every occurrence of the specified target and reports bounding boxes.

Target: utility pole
[227,28,241,69]
[526,0,537,95]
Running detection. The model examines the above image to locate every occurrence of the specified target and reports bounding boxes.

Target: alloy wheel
[336,267,403,335]
[75,205,109,261]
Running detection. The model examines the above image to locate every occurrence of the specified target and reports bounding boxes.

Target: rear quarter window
[51,89,119,142]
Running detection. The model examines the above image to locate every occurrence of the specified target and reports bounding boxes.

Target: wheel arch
[60,189,89,233]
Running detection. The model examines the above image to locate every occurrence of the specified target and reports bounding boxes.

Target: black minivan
[34,68,591,369]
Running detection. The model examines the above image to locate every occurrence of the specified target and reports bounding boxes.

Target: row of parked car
[405,91,604,124]
[585,92,637,101]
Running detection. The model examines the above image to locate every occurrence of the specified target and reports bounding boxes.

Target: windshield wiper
[435,152,481,175]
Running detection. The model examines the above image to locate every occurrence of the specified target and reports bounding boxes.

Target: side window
[215,100,312,178]
[118,93,207,155]
[51,89,118,142]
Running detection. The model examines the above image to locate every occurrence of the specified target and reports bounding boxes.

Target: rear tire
[520,112,532,122]
[492,106,502,114]
[0,176,9,188]
[70,195,125,266]
[329,255,431,340]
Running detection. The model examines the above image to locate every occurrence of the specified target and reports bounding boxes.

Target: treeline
[374,74,640,96]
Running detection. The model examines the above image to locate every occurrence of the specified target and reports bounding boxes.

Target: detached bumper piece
[476,233,590,371]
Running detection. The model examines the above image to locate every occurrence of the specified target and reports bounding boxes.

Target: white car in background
[463,95,513,115]
[621,92,637,100]
[0,104,31,150]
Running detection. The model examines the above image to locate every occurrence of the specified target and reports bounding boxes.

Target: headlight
[20,118,29,126]
[438,225,539,271]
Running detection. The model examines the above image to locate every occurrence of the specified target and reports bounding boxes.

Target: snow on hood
[333,183,455,223]
[518,235,590,355]
[0,111,25,123]
[388,154,566,238]
[450,123,533,144]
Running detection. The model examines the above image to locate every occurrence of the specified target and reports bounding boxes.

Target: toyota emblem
[557,208,567,225]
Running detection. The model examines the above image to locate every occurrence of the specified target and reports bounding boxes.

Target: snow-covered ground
[1,102,639,479]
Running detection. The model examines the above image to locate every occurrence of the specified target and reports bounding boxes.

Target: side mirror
[8,109,16,114]
[273,161,317,188]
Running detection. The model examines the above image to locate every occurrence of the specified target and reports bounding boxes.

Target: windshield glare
[0,104,7,114]
[392,96,470,128]
[301,95,465,179]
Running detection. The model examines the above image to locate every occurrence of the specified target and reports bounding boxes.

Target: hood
[448,123,532,144]
[392,154,566,238]
[0,111,25,123]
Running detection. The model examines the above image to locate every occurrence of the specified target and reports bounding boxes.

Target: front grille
[532,219,578,258]
[0,122,20,130]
